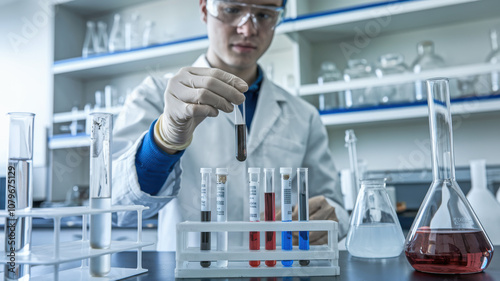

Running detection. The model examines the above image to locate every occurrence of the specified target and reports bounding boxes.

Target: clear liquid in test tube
[216,168,229,267]
[89,113,113,277]
[200,168,212,268]
[235,102,247,162]
[298,168,310,266]
[5,112,35,281]
[248,167,261,267]
[280,167,293,267]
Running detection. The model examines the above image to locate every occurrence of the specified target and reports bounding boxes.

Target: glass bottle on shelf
[108,14,125,53]
[343,59,379,108]
[317,61,342,111]
[125,13,141,50]
[411,41,446,101]
[375,53,413,105]
[95,21,108,54]
[404,78,494,274]
[345,178,405,259]
[82,21,98,57]
[486,28,500,94]
[142,20,156,47]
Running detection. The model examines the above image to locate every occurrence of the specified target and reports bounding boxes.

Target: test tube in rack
[264,168,276,267]
[248,167,261,267]
[298,168,310,266]
[216,168,229,268]
[200,168,212,268]
[280,167,293,267]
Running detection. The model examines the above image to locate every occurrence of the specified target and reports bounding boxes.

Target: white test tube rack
[175,220,339,278]
[0,205,154,281]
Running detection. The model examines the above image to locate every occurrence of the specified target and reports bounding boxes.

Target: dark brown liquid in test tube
[200,210,211,267]
[235,124,247,161]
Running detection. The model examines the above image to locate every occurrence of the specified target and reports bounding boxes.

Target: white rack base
[175,220,339,278]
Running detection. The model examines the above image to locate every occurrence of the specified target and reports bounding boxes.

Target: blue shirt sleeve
[135,119,184,195]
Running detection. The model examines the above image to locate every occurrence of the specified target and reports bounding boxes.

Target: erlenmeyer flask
[346,178,405,259]
[404,78,494,274]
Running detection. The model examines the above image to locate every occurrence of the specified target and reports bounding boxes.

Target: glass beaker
[317,61,342,110]
[5,112,34,281]
[82,21,98,57]
[411,41,446,101]
[345,178,405,259]
[89,113,113,277]
[108,14,125,53]
[343,59,379,108]
[404,78,494,274]
[375,53,413,104]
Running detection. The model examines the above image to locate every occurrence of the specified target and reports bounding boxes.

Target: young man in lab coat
[112,0,349,250]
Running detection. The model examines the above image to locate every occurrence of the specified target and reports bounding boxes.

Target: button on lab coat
[112,55,349,251]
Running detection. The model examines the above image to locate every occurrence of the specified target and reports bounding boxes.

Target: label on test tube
[217,173,228,222]
[249,182,259,222]
[201,180,209,212]
[281,176,292,222]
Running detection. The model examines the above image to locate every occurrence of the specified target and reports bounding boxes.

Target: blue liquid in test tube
[280,167,293,267]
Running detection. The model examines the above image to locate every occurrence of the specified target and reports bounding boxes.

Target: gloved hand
[276,195,338,245]
[154,67,248,153]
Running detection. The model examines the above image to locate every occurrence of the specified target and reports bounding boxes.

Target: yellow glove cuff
[154,114,193,151]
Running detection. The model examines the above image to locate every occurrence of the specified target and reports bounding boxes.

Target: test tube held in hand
[298,168,310,266]
[280,167,293,267]
[89,113,113,277]
[216,168,229,267]
[200,168,212,268]
[264,168,276,267]
[235,102,247,162]
[248,168,261,267]
[5,112,35,281]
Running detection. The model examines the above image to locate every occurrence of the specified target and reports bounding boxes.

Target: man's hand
[276,195,338,245]
[154,67,248,154]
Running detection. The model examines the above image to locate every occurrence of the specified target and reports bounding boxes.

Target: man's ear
[200,0,208,23]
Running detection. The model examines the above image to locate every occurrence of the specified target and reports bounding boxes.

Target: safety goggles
[207,0,285,30]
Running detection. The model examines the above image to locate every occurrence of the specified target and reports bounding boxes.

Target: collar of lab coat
[193,54,287,156]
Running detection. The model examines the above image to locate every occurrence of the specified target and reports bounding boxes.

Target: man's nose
[237,13,258,36]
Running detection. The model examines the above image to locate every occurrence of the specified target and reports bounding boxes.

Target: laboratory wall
[0,0,53,200]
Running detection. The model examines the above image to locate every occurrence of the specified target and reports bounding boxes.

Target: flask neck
[427,79,455,181]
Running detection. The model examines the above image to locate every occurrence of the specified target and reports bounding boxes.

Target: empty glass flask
[317,61,342,110]
[343,59,379,108]
[404,78,494,274]
[411,41,446,101]
[346,178,405,259]
[375,53,413,104]
[486,29,500,93]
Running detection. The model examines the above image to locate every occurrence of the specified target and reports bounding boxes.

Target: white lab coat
[112,55,349,251]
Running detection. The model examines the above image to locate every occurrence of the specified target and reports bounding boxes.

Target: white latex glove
[154,67,248,153]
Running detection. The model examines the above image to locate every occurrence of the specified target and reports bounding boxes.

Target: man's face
[202,0,283,72]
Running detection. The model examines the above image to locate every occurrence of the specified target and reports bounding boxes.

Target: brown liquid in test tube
[235,102,246,162]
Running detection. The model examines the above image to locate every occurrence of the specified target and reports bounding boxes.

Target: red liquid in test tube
[264,168,276,267]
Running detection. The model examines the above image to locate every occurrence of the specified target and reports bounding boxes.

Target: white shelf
[0,205,149,218]
[290,0,494,43]
[320,96,500,126]
[53,106,123,123]
[54,0,161,16]
[0,241,153,265]
[52,36,209,79]
[300,63,500,95]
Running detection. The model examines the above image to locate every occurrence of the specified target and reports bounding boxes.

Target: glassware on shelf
[486,29,500,94]
[125,13,141,50]
[411,41,446,101]
[95,21,109,54]
[5,112,35,281]
[82,21,98,57]
[343,59,379,108]
[456,75,478,97]
[375,53,413,104]
[404,78,494,274]
[95,90,104,110]
[108,14,125,53]
[345,178,405,259]
[317,61,342,111]
[142,20,156,47]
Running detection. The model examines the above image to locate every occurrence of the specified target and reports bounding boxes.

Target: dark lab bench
[31,250,500,281]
